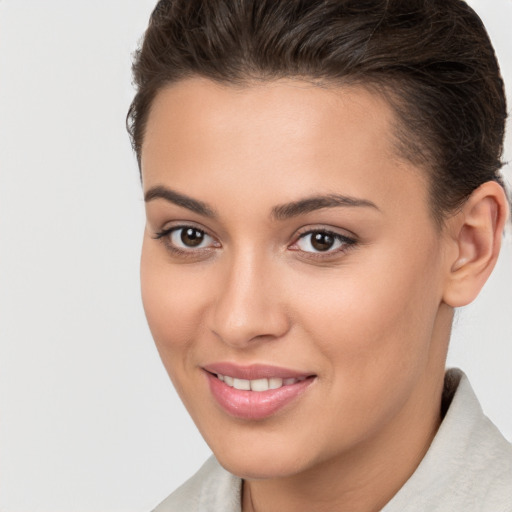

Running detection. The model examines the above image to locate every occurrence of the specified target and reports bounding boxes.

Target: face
[140,78,453,480]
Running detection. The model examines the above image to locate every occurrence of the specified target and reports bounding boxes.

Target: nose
[209,251,290,348]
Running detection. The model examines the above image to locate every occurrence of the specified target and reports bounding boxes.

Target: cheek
[140,238,219,408]
[284,252,444,448]
[295,239,444,384]
[140,237,209,355]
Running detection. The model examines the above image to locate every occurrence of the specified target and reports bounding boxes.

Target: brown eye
[310,232,335,251]
[163,226,216,250]
[294,229,356,255]
[180,227,205,247]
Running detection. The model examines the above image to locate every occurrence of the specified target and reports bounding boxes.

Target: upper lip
[202,362,315,380]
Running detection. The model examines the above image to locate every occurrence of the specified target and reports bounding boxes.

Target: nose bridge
[210,246,288,347]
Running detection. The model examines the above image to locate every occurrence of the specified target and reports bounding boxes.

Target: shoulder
[152,456,242,512]
[384,369,512,512]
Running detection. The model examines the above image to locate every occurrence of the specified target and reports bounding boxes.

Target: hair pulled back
[127,0,508,224]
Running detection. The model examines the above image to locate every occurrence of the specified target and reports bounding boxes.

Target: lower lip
[206,372,314,420]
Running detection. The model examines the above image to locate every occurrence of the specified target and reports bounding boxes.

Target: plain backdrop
[0,1,511,511]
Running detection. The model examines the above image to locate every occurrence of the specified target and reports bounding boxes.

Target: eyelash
[291,229,357,259]
[153,225,357,260]
[153,225,219,258]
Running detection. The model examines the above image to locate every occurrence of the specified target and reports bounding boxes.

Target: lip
[203,363,316,421]
[203,362,312,380]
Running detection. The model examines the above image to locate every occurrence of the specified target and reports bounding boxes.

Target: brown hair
[127,0,508,224]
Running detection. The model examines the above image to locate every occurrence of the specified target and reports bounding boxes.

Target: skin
[140,78,508,512]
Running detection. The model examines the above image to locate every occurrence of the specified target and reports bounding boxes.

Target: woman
[127,1,512,510]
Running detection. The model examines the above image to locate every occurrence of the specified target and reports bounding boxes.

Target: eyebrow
[144,185,216,218]
[144,185,379,220]
[272,194,379,220]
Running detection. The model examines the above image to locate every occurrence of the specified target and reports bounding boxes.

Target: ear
[443,181,510,308]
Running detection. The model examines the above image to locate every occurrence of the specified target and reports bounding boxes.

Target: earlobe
[443,181,509,308]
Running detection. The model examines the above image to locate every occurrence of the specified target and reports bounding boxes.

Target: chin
[212,439,313,480]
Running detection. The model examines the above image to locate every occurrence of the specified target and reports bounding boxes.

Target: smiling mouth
[204,365,316,420]
[214,373,310,392]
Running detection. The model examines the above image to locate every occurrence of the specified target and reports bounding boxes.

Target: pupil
[181,228,204,247]
[311,232,334,251]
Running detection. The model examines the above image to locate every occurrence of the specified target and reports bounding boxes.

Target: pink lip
[203,362,312,380]
[203,363,316,421]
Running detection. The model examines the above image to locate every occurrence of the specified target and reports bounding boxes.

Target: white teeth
[268,377,283,389]
[233,378,251,390]
[250,378,269,392]
[217,374,304,392]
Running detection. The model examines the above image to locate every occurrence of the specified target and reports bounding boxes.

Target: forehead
[142,77,399,169]
[141,78,429,219]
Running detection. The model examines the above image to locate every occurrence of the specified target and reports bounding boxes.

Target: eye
[293,229,356,254]
[154,225,219,253]
[171,227,211,249]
